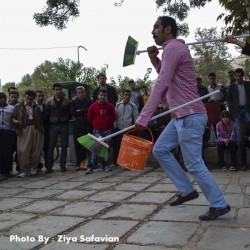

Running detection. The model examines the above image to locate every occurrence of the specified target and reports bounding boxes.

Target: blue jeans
[46,123,69,169]
[235,108,250,143]
[153,114,228,208]
[87,130,112,170]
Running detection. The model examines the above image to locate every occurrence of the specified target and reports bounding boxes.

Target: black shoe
[45,168,53,174]
[61,167,67,173]
[75,166,80,171]
[169,190,199,206]
[199,205,231,221]
[2,173,16,178]
[85,168,93,175]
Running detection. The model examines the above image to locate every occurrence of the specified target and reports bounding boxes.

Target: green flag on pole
[123,36,138,67]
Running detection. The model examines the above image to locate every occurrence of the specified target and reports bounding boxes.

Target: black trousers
[240,140,250,165]
[217,141,237,168]
[73,118,90,165]
[0,129,15,175]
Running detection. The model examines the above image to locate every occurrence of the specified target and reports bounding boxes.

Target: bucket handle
[125,128,154,144]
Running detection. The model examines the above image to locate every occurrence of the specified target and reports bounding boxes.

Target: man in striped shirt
[135,16,230,221]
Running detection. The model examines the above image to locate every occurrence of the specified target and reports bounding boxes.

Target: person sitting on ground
[216,110,237,172]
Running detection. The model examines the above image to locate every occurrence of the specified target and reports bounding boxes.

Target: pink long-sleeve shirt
[136,38,207,127]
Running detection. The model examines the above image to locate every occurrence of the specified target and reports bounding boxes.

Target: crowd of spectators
[1,67,250,180]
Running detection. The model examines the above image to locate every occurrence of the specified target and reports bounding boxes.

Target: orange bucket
[117,128,154,171]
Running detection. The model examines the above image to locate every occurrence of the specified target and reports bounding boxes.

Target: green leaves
[33,0,80,30]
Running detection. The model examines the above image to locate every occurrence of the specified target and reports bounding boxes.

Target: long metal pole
[136,34,250,55]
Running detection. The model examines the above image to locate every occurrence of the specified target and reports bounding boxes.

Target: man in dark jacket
[227,68,250,170]
[0,92,15,179]
[45,83,71,173]
[71,86,93,170]
[92,73,118,106]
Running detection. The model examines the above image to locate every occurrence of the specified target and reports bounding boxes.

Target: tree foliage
[2,82,16,94]
[2,58,152,99]
[217,0,249,35]
[191,27,231,85]
[34,0,250,36]
[34,0,80,30]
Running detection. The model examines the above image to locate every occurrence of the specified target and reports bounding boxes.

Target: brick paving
[0,158,250,250]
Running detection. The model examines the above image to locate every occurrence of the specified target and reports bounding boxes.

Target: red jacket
[88,101,116,131]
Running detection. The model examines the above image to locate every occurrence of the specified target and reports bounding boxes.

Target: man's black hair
[25,90,36,98]
[35,90,44,95]
[208,72,216,77]
[9,90,19,97]
[97,73,106,79]
[235,68,244,76]
[98,89,107,95]
[7,86,17,93]
[158,16,177,37]
[0,92,7,101]
[123,89,132,95]
[52,83,63,90]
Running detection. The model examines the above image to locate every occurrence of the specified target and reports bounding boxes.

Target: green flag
[123,36,138,67]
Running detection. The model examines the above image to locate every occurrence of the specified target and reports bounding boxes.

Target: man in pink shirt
[135,16,230,221]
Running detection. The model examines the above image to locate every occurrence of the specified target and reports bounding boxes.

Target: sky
[0,0,241,87]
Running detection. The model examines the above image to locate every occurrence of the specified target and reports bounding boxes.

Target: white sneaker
[30,168,38,176]
[229,166,236,171]
[17,172,28,178]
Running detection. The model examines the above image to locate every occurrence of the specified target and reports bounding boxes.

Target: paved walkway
[0,159,250,250]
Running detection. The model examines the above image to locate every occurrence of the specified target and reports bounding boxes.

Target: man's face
[53,87,63,98]
[98,76,107,86]
[9,94,19,105]
[76,89,85,99]
[123,92,131,103]
[228,73,235,82]
[36,92,44,104]
[98,92,107,104]
[235,72,244,83]
[0,97,5,106]
[152,19,168,46]
[209,75,216,85]
[196,79,202,86]
[141,87,148,95]
[25,95,34,106]
[129,82,135,90]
